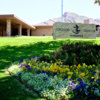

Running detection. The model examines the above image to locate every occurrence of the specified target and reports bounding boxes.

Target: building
[0,14,100,37]
[0,14,35,36]
[84,19,90,24]
[84,19,94,24]
[32,25,53,36]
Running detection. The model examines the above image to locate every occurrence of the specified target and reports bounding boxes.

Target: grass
[0,36,100,100]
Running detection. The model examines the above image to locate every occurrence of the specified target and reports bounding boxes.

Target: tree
[94,0,100,5]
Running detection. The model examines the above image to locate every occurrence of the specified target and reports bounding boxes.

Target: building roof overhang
[33,25,53,28]
[0,14,35,30]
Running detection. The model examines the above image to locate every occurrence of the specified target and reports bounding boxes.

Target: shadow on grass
[0,75,45,100]
[0,40,66,100]
[0,39,95,70]
[0,39,96,100]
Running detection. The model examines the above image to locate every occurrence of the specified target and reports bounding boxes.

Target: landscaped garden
[0,36,100,100]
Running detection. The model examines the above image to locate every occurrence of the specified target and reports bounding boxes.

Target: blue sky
[0,0,99,25]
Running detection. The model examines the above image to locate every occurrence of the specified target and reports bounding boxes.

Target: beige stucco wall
[32,26,100,37]
[32,27,53,36]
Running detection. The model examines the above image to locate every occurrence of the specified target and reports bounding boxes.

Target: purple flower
[75,85,81,91]
[19,60,23,63]
[37,71,41,74]
[73,81,87,92]
[92,87,96,90]
[28,68,31,70]
[64,76,67,79]
[91,71,93,73]
[53,73,57,77]
[90,78,94,83]
[69,81,75,86]
[42,71,46,73]
[18,73,21,76]
[72,81,75,83]
[96,79,100,83]
[43,78,48,81]
[94,84,98,88]
[69,78,72,80]
[46,71,51,75]
[30,67,33,70]
[77,78,82,82]
[25,65,32,71]
[25,65,30,68]
[69,81,76,91]
[92,71,97,75]
[32,56,39,60]
[19,64,23,68]
[73,88,76,91]
[80,81,87,87]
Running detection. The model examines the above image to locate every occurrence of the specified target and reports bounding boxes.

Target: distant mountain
[38,12,100,25]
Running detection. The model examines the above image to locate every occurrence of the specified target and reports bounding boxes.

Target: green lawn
[0,36,100,100]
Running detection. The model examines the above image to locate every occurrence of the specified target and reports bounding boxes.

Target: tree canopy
[94,0,100,5]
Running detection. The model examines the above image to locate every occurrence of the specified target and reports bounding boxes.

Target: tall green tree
[94,0,100,5]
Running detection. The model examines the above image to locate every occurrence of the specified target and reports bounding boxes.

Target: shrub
[21,72,34,82]
[39,43,100,65]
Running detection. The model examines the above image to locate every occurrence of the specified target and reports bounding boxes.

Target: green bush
[39,43,100,65]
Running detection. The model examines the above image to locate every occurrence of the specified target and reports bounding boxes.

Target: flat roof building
[0,14,35,36]
[32,25,53,36]
[0,14,100,37]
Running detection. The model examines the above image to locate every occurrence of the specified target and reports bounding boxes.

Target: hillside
[39,12,100,25]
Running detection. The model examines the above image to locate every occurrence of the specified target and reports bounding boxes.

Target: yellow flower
[50,61,53,64]
[43,66,46,71]
[88,65,92,68]
[77,64,81,69]
[91,77,94,79]
[93,64,95,67]
[50,68,54,72]
[54,63,57,67]
[95,70,98,73]
[60,68,65,73]
[74,65,77,68]
[80,73,85,77]
[65,68,70,71]
[76,71,78,75]
[83,63,86,66]
[67,72,73,75]
[42,61,44,63]
[58,61,63,65]
[68,76,72,79]
[53,69,57,72]
[86,72,88,75]
[70,66,72,68]
[83,63,88,68]
[85,65,87,67]
[49,64,60,73]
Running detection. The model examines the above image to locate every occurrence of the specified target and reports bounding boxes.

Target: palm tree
[94,0,100,5]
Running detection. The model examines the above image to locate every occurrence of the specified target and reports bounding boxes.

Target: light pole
[61,0,63,22]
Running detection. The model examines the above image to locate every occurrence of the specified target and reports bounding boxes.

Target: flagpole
[61,0,63,22]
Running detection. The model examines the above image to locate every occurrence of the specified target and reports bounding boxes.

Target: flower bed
[7,43,100,100]
[39,43,100,65]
